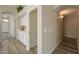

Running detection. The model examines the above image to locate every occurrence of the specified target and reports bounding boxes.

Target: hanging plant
[17,5,23,12]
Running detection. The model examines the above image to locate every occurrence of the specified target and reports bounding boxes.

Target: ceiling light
[58,15,64,18]
[58,13,64,19]
[3,19,8,22]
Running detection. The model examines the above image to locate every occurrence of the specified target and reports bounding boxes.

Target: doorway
[53,8,78,54]
[2,13,16,38]
[29,9,37,54]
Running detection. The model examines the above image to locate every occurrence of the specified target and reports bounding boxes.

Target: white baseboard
[64,34,77,39]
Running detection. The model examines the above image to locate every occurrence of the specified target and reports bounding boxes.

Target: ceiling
[0,5,17,8]
[59,8,77,16]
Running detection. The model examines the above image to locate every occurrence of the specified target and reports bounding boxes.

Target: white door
[30,9,37,48]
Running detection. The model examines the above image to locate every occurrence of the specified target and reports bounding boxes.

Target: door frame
[26,6,42,54]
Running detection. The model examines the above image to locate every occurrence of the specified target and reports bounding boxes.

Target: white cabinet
[17,30,26,45]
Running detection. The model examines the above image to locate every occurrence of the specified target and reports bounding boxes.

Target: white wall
[63,13,77,38]
[9,16,16,37]
[2,21,9,32]
[41,6,61,54]
[57,18,64,42]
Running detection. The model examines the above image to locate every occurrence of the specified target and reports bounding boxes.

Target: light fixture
[3,19,8,22]
[58,12,64,18]
[58,15,64,18]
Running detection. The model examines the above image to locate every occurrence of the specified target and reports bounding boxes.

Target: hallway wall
[57,18,64,42]
[42,6,60,53]
[63,13,77,38]
[2,21,9,32]
[9,16,16,37]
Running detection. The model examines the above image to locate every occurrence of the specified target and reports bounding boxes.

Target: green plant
[17,5,23,12]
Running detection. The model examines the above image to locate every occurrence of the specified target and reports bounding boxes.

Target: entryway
[52,6,79,54]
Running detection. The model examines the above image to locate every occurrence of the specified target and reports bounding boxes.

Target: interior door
[30,9,37,48]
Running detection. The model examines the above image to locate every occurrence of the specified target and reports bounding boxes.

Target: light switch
[44,29,47,32]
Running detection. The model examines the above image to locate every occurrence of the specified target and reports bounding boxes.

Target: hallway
[52,37,78,54]
[0,5,79,54]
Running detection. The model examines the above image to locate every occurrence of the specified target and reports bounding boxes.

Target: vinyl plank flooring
[0,33,28,54]
[0,33,37,54]
[52,37,78,54]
